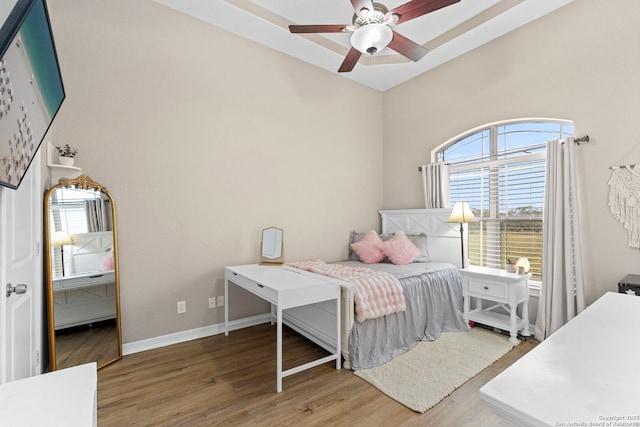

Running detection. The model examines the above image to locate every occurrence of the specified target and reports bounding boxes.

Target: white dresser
[480,292,640,426]
[0,362,97,427]
[224,264,342,392]
[460,266,530,344]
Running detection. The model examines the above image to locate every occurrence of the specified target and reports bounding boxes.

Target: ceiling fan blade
[387,0,461,25]
[350,0,375,17]
[388,31,429,62]
[289,24,348,33]
[338,47,362,73]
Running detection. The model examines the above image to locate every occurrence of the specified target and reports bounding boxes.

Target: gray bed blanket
[338,261,468,370]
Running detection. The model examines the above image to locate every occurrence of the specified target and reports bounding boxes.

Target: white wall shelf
[46,141,82,186]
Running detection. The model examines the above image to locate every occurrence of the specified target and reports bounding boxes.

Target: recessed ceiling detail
[289,0,461,73]
[154,0,576,91]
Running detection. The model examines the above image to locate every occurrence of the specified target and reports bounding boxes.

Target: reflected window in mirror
[48,188,113,277]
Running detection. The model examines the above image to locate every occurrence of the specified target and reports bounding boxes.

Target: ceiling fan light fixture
[350,24,392,56]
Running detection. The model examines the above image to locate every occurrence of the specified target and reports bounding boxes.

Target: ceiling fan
[289,0,461,73]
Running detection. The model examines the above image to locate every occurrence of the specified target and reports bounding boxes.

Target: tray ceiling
[154,0,575,91]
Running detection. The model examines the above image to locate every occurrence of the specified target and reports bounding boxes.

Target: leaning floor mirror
[44,175,122,370]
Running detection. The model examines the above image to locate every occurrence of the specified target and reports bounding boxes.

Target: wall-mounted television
[0,0,65,189]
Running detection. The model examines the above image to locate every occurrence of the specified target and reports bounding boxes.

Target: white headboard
[70,231,113,274]
[379,209,463,267]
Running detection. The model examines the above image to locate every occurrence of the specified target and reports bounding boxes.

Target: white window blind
[449,158,545,280]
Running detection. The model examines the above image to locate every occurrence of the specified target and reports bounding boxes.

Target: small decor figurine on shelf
[56,144,78,166]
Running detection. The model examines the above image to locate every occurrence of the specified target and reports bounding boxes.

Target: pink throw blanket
[287,260,405,322]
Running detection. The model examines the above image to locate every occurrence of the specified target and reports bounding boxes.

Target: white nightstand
[460,266,531,345]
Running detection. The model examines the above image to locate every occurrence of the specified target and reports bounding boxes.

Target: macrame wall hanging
[608,165,640,249]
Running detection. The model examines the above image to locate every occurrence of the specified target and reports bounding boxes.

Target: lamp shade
[516,257,531,273]
[350,24,393,55]
[447,202,478,223]
[51,231,73,246]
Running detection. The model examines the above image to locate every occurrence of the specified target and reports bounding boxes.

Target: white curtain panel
[421,162,450,208]
[84,199,110,232]
[534,138,585,341]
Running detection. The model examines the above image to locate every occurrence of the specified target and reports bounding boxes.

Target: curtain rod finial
[574,135,590,144]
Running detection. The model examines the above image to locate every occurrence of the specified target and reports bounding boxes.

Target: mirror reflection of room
[45,177,121,371]
[49,187,113,277]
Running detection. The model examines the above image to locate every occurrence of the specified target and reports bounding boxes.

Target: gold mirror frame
[259,227,284,265]
[44,175,122,370]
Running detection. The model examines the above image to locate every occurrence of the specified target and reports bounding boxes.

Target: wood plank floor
[97,324,537,426]
[55,319,119,370]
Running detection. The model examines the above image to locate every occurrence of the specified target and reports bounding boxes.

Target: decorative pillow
[350,230,430,263]
[381,231,421,265]
[102,248,115,270]
[348,231,387,259]
[350,230,386,264]
[406,233,430,263]
[348,231,366,261]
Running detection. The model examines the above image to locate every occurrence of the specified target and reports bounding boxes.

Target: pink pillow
[102,249,115,270]
[350,231,385,264]
[381,231,421,265]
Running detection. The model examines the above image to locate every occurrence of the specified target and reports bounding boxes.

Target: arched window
[433,119,574,281]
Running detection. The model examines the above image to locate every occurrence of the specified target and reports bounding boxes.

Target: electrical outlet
[177,300,186,314]
[217,296,224,307]
[208,297,216,309]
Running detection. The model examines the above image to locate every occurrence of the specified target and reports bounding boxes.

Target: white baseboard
[122,313,271,356]
[122,314,538,356]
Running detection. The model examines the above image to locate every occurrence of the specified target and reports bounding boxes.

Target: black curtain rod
[418,135,590,171]
[610,164,638,170]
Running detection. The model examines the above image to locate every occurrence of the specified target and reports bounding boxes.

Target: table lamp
[51,231,73,277]
[516,257,530,275]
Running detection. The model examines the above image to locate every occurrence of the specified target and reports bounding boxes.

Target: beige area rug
[353,327,514,413]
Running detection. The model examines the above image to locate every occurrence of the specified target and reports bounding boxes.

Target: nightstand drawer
[228,272,278,304]
[469,280,507,299]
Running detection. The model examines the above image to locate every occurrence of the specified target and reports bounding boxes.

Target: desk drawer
[229,272,277,304]
[54,273,114,291]
[619,284,640,296]
[469,279,507,299]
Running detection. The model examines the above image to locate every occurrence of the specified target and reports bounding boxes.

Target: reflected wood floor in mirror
[55,319,119,370]
[97,324,537,426]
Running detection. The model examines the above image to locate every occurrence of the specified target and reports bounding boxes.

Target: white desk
[53,270,117,329]
[224,264,341,392]
[480,292,640,426]
[0,362,97,427]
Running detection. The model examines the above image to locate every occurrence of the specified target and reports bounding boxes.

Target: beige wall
[383,0,640,306]
[45,0,383,343]
[43,0,640,345]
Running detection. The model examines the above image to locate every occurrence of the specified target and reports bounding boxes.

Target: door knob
[6,283,27,297]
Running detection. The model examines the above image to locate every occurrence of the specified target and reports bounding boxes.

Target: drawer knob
[483,286,489,290]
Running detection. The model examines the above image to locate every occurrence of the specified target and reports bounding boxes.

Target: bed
[282,208,469,370]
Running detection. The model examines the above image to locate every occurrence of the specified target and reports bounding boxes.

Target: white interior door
[0,153,42,383]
